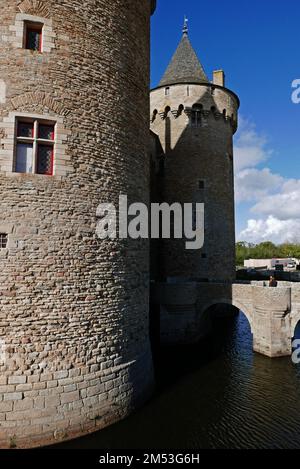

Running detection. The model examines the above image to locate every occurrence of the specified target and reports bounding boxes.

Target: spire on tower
[183,16,188,36]
[159,18,208,87]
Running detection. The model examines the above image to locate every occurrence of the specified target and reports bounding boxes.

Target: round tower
[150,22,239,283]
[0,0,155,447]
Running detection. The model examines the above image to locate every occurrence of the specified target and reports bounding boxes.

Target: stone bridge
[151,281,300,357]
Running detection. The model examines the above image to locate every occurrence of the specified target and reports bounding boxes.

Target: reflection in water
[56,313,300,449]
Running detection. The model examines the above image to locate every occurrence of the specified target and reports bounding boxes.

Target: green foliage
[236,241,300,266]
[236,242,252,267]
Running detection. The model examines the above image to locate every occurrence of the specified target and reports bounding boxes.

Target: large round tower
[0,0,155,448]
[150,22,239,283]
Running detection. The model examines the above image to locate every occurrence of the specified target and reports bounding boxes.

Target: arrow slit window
[191,104,203,127]
[0,233,8,249]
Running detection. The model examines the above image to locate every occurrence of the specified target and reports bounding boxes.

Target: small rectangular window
[191,106,202,128]
[0,234,8,249]
[198,180,205,190]
[15,118,55,175]
[25,22,43,52]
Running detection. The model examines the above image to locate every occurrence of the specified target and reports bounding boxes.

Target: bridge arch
[200,298,253,333]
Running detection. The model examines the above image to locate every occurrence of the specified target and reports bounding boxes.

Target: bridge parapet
[152,280,297,357]
[252,284,291,312]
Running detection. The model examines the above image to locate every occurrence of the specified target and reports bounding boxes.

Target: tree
[236,241,251,266]
[235,241,300,267]
[251,242,279,260]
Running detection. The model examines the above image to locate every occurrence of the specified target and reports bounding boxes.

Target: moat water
[57,313,300,449]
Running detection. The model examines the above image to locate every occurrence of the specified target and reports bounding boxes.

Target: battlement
[150,82,239,134]
[151,103,237,132]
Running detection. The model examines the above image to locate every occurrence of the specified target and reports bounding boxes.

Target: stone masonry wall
[0,0,154,448]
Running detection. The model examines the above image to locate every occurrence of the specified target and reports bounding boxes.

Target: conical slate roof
[159,29,208,87]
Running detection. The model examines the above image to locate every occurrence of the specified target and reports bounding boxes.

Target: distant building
[244,259,294,270]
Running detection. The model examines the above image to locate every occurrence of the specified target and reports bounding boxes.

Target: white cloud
[252,184,300,220]
[234,117,272,172]
[234,118,300,243]
[239,216,300,244]
[235,167,283,202]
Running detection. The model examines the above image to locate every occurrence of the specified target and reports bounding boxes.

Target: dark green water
[58,314,300,449]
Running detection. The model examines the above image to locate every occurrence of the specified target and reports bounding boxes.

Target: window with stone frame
[8,13,56,53]
[24,21,43,51]
[15,118,55,175]
[191,104,203,128]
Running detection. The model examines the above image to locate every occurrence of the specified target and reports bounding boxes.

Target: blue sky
[151,0,300,244]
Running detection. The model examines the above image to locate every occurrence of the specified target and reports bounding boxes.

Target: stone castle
[1,0,297,450]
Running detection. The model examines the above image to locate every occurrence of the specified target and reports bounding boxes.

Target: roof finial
[183,15,188,36]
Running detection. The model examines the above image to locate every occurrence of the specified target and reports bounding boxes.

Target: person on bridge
[269,276,278,288]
